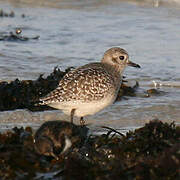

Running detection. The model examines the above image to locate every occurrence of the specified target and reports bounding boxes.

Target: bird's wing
[39,63,115,104]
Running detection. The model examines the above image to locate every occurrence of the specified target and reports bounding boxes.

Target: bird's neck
[102,62,124,85]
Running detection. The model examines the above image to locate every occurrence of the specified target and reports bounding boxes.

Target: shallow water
[0,0,180,130]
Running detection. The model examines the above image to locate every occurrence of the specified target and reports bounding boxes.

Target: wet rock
[0,28,39,41]
[146,88,166,97]
[116,81,139,100]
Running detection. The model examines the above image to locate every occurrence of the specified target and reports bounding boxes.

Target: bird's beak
[127,60,141,68]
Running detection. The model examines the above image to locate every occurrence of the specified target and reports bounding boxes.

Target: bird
[34,120,88,160]
[39,47,140,125]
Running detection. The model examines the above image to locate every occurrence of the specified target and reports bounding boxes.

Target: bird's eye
[119,56,125,60]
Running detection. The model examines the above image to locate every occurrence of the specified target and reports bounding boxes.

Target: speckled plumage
[41,64,115,103]
[39,47,140,124]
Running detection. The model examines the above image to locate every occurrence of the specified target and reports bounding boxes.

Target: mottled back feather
[40,63,116,104]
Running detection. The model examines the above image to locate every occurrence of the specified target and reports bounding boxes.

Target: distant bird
[34,120,88,159]
[39,47,140,125]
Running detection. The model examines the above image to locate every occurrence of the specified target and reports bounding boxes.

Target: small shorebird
[39,47,140,125]
[34,120,88,159]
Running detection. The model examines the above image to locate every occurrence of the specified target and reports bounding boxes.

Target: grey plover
[39,47,140,125]
[34,121,88,159]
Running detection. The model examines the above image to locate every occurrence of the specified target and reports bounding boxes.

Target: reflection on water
[0,0,180,129]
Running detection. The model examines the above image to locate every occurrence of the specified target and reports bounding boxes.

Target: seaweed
[0,120,179,179]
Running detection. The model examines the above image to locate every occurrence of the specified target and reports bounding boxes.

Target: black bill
[127,60,141,68]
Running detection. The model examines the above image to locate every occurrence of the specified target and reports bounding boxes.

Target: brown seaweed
[0,67,72,111]
[0,120,179,179]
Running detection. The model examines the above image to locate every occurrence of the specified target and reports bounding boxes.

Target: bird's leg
[70,109,76,124]
[80,117,85,126]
